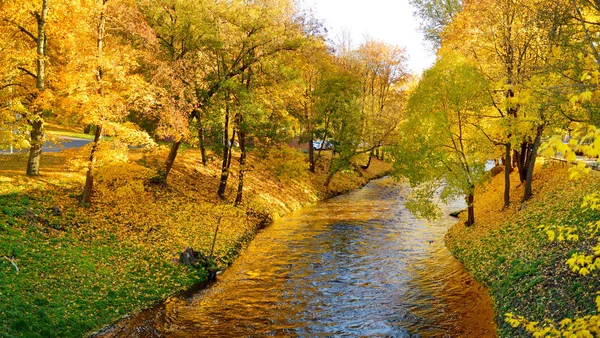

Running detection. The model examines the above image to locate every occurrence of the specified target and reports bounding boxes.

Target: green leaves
[393,50,491,222]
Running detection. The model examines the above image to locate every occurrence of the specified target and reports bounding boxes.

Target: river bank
[446,162,600,336]
[0,146,390,337]
[92,177,496,337]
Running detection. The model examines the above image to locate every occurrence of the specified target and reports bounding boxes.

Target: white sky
[303,0,436,75]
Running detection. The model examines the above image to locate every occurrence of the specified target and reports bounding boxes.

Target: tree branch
[17,67,37,80]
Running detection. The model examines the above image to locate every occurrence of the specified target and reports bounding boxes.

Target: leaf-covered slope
[447,163,600,336]
[0,147,390,337]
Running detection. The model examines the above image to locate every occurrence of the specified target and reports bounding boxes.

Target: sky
[303,0,436,75]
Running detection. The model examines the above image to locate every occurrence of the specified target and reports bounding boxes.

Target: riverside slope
[446,163,600,336]
[0,147,391,337]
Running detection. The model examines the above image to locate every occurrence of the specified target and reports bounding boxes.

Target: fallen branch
[3,256,19,272]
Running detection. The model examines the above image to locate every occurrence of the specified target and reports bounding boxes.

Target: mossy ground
[446,161,600,337]
[0,145,390,337]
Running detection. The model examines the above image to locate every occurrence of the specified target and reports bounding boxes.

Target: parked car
[312,140,334,150]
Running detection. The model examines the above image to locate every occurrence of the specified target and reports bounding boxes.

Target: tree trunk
[234,123,246,206]
[27,120,44,176]
[80,0,107,202]
[362,150,373,170]
[81,125,103,204]
[164,141,181,179]
[226,129,236,171]
[308,135,315,173]
[217,105,231,199]
[504,142,511,208]
[324,170,334,188]
[515,142,528,183]
[26,0,49,176]
[466,193,475,226]
[523,125,544,201]
[198,125,207,166]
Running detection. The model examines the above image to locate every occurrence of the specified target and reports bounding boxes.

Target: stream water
[99,177,495,337]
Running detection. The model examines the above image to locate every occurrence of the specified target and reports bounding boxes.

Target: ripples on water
[103,178,495,337]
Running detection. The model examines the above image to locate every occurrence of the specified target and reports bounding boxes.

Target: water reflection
[102,177,495,337]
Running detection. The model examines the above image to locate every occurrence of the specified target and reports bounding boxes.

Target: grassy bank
[0,146,390,337]
[446,162,600,336]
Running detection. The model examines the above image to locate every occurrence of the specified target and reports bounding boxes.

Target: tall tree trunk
[234,120,246,206]
[226,129,236,171]
[198,124,207,166]
[235,60,252,206]
[308,134,315,173]
[161,109,199,181]
[515,142,528,183]
[324,170,334,188]
[81,125,103,204]
[217,104,231,199]
[27,120,44,176]
[163,141,181,179]
[26,0,49,176]
[81,0,107,202]
[362,150,374,170]
[466,193,475,226]
[523,125,544,201]
[504,142,511,208]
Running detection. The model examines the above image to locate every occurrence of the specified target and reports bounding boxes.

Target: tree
[138,0,213,172]
[443,0,558,206]
[285,38,332,172]
[52,0,156,204]
[394,51,491,226]
[210,0,305,200]
[313,58,363,187]
[356,39,408,167]
[409,0,462,49]
[0,0,51,175]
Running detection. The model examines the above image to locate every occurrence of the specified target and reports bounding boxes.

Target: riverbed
[98,177,495,337]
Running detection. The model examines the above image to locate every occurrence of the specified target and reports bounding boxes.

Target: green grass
[447,168,600,336]
[0,191,208,337]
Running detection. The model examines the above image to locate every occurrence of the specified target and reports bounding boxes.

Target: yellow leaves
[505,312,523,328]
[579,90,592,102]
[561,318,573,327]
[506,310,600,338]
[566,253,596,276]
[546,229,556,242]
[537,224,579,243]
[566,151,578,164]
[569,138,579,147]
[570,94,580,105]
[540,136,574,161]
[526,321,540,332]
[568,90,595,105]
[569,161,591,180]
[582,193,600,211]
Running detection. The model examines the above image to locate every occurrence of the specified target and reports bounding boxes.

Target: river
[99,177,495,337]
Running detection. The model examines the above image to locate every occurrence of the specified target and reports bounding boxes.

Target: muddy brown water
[97,177,496,337]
